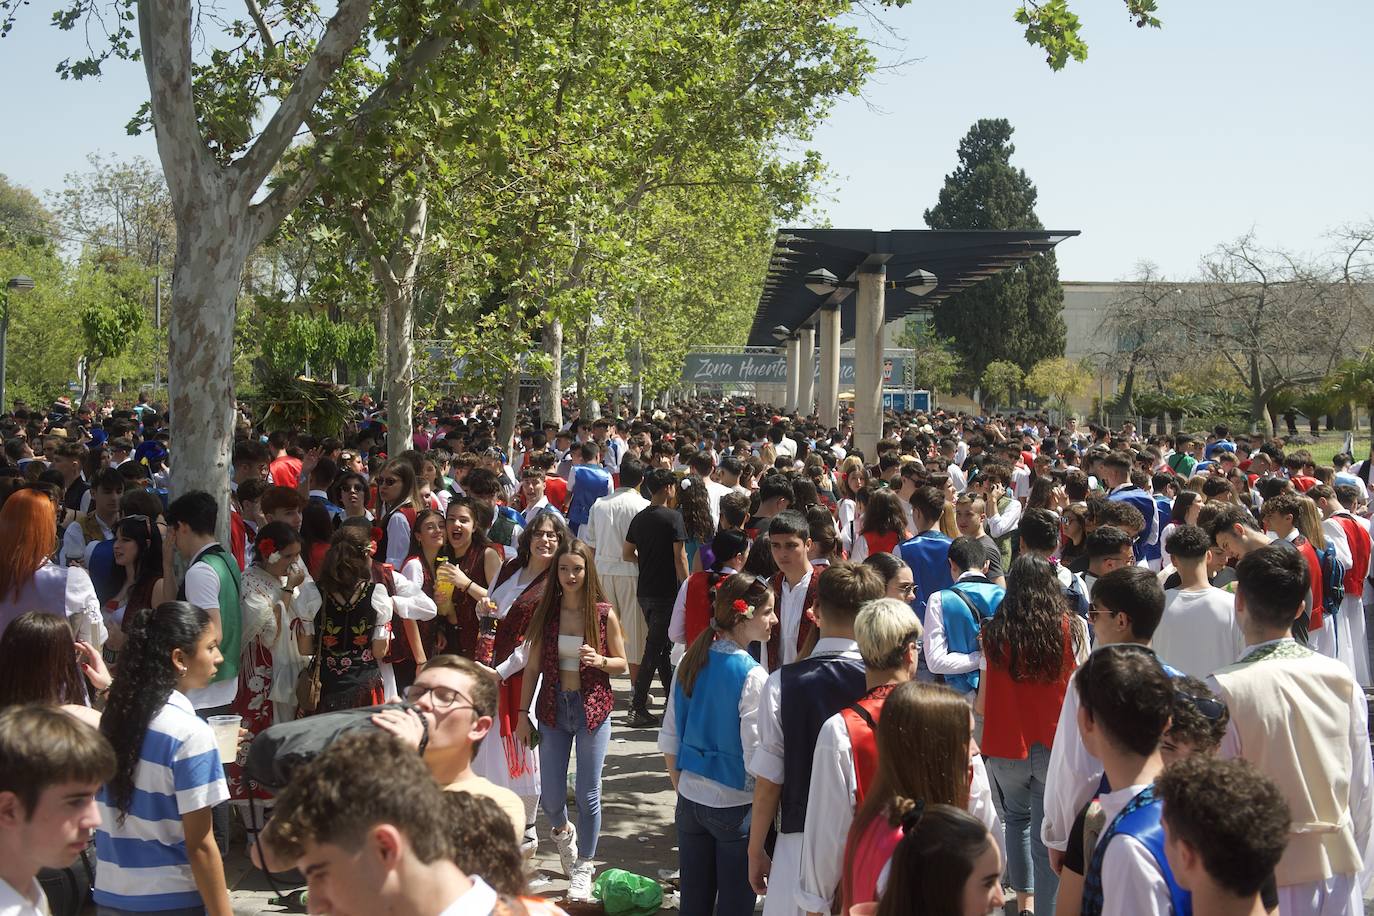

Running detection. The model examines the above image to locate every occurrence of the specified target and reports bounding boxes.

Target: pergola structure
[753,228,1079,457]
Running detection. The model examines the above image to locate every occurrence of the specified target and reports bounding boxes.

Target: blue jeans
[675,796,755,916]
[538,687,611,860]
[987,743,1056,912]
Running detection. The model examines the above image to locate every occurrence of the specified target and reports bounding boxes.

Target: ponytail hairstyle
[873,804,994,916]
[100,601,213,819]
[677,573,773,698]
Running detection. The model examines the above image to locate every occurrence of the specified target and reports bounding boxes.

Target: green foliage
[1024,356,1090,411]
[896,318,960,393]
[925,119,1066,382]
[252,366,353,438]
[260,309,377,375]
[982,360,1024,410]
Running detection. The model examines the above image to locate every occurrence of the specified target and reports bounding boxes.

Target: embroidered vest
[937,577,1006,695]
[376,505,416,563]
[839,683,898,805]
[1081,785,1191,916]
[535,602,614,731]
[674,643,759,790]
[778,653,866,833]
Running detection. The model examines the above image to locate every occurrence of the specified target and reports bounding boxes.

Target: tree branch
[236,0,373,197]
[137,0,214,210]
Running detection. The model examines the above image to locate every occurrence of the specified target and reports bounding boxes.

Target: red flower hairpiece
[258,537,278,559]
[733,599,748,612]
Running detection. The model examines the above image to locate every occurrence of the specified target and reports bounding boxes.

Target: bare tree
[1096,260,1187,413]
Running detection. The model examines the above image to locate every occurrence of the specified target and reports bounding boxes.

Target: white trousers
[1278,874,1363,916]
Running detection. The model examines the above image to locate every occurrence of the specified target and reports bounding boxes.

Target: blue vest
[1082,785,1191,916]
[938,577,1005,695]
[569,465,613,527]
[1108,485,1159,562]
[898,530,953,623]
[674,644,759,790]
[87,538,120,605]
[778,653,866,833]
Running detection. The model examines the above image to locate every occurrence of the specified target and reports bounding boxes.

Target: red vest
[840,683,898,805]
[683,571,718,646]
[1334,515,1370,599]
[861,530,901,558]
[981,618,1077,760]
[766,570,821,671]
[1293,535,1325,630]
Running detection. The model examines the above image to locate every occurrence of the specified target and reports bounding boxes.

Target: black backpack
[245,702,428,793]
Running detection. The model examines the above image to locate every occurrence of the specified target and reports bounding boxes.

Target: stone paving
[226,677,685,914]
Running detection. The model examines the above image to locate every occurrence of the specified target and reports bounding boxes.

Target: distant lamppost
[1,276,36,414]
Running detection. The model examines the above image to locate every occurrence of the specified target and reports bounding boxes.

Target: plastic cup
[207,714,242,764]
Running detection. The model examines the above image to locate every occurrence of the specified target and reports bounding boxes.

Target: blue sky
[1,0,1370,280]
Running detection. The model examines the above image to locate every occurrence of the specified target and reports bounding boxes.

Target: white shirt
[1154,585,1244,678]
[777,570,814,668]
[703,477,732,528]
[522,496,555,525]
[658,640,768,808]
[383,509,414,569]
[1012,464,1032,500]
[1095,783,1173,916]
[435,876,498,916]
[0,876,50,916]
[62,514,113,566]
[795,711,1000,913]
[922,571,987,685]
[1042,661,1100,852]
[747,638,861,793]
[946,462,968,493]
[986,496,1022,539]
[183,543,239,710]
[583,487,650,577]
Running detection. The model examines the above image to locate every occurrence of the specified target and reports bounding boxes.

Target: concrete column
[784,337,800,415]
[818,306,841,428]
[854,265,886,460]
[796,325,816,418]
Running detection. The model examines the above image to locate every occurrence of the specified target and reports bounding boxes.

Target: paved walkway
[227,677,685,914]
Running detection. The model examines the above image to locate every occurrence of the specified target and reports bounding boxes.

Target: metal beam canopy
[747,228,1080,347]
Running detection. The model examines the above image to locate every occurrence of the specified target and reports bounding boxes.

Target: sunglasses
[340,484,366,494]
[377,476,401,486]
[1177,689,1227,722]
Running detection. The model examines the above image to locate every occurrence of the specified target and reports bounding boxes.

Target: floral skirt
[228,641,274,801]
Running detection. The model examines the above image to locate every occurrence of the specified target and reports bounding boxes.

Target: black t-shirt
[64,478,89,513]
[626,505,687,601]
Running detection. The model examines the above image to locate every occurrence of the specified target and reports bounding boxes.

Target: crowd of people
[0,390,1371,916]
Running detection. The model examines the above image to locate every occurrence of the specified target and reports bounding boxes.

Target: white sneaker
[568,858,595,902]
[552,822,578,879]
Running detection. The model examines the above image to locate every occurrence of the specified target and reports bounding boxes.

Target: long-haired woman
[400,508,446,670]
[864,552,917,603]
[471,510,571,835]
[432,497,505,660]
[678,476,716,571]
[105,513,166,655]
[95,601,233,916]
[0,610,110,728]
[871,805,1005,916]
[672,529,751,651]
[1159,490,1202,570]
[851,488,909,563]
[332,471,372,523]
[975,555,1089,916]
[374,458,422,568]
[0,488,103,646]
[842,681,1001,912]
[516,540,628,901]
[293,527,394,712]
[660,574,776,916]
[837,458,868,549]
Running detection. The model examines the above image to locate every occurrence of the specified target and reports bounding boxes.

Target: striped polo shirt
[94,690,229,911]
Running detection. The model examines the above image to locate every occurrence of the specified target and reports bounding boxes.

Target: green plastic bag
[592,868,662,915]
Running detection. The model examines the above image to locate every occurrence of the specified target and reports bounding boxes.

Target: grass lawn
[1279,431,1362,466]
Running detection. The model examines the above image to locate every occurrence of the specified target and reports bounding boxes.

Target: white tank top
[557,634,582,671]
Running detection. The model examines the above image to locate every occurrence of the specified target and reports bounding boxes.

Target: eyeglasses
[403,684,475,711]
[531,529,560,541]
[1086,603,1117,622]
[899,583,916,597]
[1176,689,1227,722]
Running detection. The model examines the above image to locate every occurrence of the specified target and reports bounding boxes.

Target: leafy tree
[896,318,960,395]
[1024,355,1090,415]
[924,118,1066,382]
[981,359,1024,412]
[0,174,55,245]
